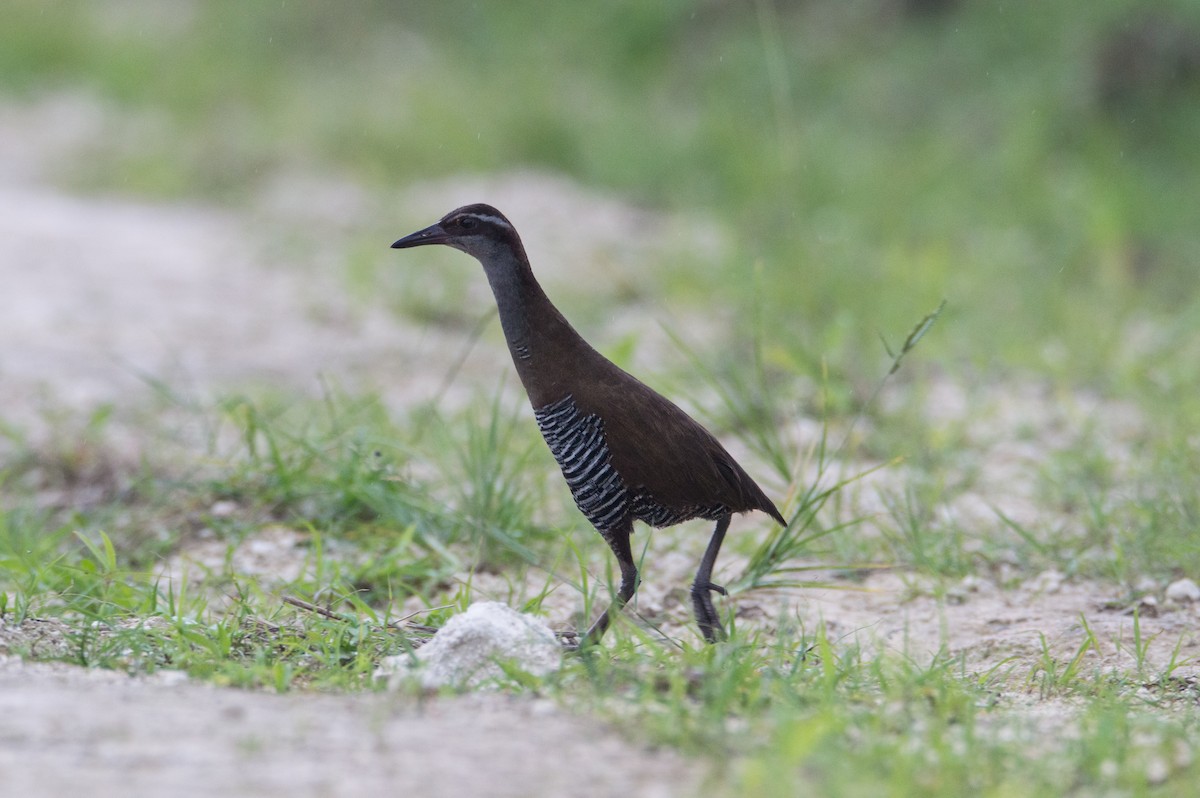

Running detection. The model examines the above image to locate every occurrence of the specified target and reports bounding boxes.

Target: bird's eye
[459,217,477,230]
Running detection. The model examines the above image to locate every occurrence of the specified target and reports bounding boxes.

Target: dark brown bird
[392,204,786,645]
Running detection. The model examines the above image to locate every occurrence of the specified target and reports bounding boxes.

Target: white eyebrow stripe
[466,213,514,231]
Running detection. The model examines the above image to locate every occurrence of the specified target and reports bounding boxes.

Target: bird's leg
[692,514,732,643]
[582,525,639,646]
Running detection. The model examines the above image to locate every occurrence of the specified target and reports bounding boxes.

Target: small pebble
[1024,569,1065,594]
[1145,756,1170,786]
[153,670,190,687]
[209,500,238,518]
[1134,575,1160,594]
[1165,578,1200,603]
[959,575,993,593]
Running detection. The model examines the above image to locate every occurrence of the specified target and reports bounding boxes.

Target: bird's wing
[581,371,785,525]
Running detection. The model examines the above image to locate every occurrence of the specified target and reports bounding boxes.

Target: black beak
[391,222,450,249]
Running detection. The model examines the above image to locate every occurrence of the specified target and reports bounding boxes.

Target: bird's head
[391,203,521,261]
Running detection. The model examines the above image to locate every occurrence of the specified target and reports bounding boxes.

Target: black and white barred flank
[535,395,629,532]
[534,395,730,533]
[630,493,729,528]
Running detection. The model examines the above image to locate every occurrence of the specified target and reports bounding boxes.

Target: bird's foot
[691,582,728,644]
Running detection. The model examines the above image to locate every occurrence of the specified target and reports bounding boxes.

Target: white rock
[375,602,562,690]
[1134,576,1160,595]
[152,669,190,687]
[1023,569,1065,594]
[959,575,994,594]
[1165,578,1200,603]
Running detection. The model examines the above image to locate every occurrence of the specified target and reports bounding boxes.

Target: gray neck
[478,245,538,362]
[470,238,599,408]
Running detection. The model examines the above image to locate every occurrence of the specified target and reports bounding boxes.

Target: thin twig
[835,299,947,457]
[434,307,497,406]
[283,595,349,622]
[390,603,455,626]
[282,595,446,636]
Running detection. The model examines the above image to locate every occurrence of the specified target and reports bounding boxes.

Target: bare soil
[0,657,690,798]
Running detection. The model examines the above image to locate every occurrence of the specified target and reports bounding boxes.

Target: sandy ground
[3,91,1198,796]
[0,657,688,798]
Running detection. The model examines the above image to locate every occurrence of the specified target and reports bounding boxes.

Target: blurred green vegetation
[3,0,1199,387]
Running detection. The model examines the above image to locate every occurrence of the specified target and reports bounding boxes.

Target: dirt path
[0,658,690,798]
